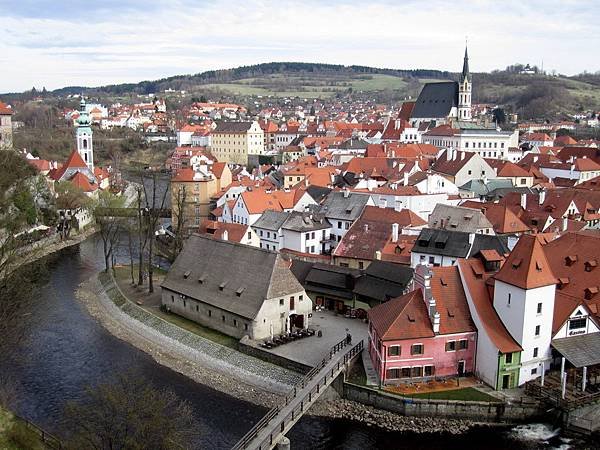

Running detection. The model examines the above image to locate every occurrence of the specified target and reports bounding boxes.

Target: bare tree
[141,171,169,293]
[172,184,189,256]
[134,186,147,286]
[64,374,197,450]
[55,183,91,240]
[94,191,125,273]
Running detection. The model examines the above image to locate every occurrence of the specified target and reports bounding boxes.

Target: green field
[194,73,410,98]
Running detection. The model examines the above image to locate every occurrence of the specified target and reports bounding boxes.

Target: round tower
[76,97,94,172]
[458,46,472,121]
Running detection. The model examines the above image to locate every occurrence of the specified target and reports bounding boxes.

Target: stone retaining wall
[237,336,312,375]
[342,382,544,423]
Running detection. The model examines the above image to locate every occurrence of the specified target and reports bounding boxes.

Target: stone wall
[342,382,544,423]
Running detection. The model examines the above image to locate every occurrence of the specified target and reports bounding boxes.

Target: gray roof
[411,81,458,119]
[413,228,509,258]
[252,210,290,231]
[459,179,514,196]
[282,211,331,232]
[319,191,370,221]
[429,204,494,233]
[161,235,303,320]
[213,121,253,133]
[552,333,600,368]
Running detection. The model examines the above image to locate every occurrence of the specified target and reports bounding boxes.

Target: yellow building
[210,121,264,166]
[171,161,232,232]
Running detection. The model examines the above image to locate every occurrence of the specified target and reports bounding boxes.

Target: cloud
[1,0,599,92]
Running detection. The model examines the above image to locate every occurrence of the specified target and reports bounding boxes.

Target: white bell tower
[76,98,94,172]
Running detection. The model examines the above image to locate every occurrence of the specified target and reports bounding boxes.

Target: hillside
[3,62,600,119]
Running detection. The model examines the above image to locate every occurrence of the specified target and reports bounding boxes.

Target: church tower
[458,46,472,121]
[76,98,94,172]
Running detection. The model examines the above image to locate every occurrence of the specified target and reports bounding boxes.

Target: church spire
[460,45,470,83]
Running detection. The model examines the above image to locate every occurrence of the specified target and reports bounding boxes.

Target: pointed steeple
[460,45,470,83]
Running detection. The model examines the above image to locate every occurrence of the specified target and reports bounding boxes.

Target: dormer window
[585,260,598,272]
[565,255,578,266]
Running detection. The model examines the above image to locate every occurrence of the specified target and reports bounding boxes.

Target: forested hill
[50,62,452,96]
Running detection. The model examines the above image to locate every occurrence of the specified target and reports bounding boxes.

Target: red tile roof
[50,149,88,181]
[458,258,522,353]
[69,171,97,192]
[429,266,476,335]
[0,101,13,115]
[368,290,435,340]
[494,234,556,289]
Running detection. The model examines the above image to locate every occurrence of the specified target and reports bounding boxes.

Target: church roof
[494,234,556,290]
[50,149,88,181]
[411,81,459,119]
[460,46,471,83]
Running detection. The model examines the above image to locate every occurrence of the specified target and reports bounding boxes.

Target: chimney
[468,232,475,246]
[363,223,369,232]
[375,250,382,260]
[404,171,409,186]
[446,149,452,161]
[563,216,568,231]
[392,223,399,243]
[222,230,229,241]
[379,198,387,209]
[343,189,350,198]
[533,155,539,163]
[520,193,527,209]
[432,311,441,334]
[461,151,465,160]
[539,189,546,205]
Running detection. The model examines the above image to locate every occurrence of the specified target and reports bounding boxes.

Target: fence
[10,413,63,449]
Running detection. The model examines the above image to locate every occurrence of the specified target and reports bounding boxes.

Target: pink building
[368,265,477,384]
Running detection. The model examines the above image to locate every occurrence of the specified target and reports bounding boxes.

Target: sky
[1,0,599,93]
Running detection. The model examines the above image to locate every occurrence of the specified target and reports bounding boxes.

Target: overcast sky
[1,0,599,93]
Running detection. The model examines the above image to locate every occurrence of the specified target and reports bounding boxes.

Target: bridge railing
[232,339,364,450]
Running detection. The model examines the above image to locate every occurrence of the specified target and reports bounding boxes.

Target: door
[502,374,511,389]
[289,297,295,310]
[457,360,465,377]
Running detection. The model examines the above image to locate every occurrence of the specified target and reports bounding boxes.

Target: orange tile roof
[458,258,522,353]
[494,234,556,289]
[430,266,476,334]
[69,171,97,192]
[50,149,88,181]
[368,290,435,340]
[0,101,13,115]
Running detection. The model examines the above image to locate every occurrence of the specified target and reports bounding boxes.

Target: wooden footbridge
[232,339,364,450]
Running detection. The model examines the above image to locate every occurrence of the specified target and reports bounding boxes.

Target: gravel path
[76,275,301,407]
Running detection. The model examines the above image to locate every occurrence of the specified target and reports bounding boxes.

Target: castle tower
[76,98,94,172]
[458,46,472,122]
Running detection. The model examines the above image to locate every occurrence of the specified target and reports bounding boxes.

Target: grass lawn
[407,387,498,402]
[148,306,238,348]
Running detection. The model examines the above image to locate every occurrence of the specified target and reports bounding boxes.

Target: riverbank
[10,227,97,274]
[76,274,295,408]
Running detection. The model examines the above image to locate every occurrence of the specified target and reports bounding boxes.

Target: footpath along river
[0,236,580,449]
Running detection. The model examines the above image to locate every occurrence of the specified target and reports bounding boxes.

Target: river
[0,236,581,449]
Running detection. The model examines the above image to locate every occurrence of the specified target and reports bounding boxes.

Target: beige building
[171,161,232,231]
[0,101,13,150]
[161,235,312,340]
[210,121,264,165]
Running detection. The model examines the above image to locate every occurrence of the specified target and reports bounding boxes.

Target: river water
[0,237,584,449]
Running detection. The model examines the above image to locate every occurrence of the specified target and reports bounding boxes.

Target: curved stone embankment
[76,275,300,407]
[310,399,488,434]
[11,227,97,273]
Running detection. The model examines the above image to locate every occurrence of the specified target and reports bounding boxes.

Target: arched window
[83,139,88,149]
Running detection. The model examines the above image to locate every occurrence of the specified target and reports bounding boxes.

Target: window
[247,232,251,239]
[244,324,249,331]
[171,295,174,303]
[505,353,513,364]
[401,367,411,378]
[411,366,423,377]
[183,300,186,308]
[424,365,435,377]
[468,170,472,175]
[533,347,538,358]
[508,293,511,306]
[535,325,540,336]
[208,310,212,317]
[445,341,456,352]
[279,299,284,306]
[411,344,424,355]
[196,305,199,312]
[537,302,542,314]
[345,222,349,230]
[388,345,400,356]
[338,221,342,229]
[305,232,310,240]
[569,318,587,330]
[222,315,226,322]
[233,319,237,327]
[458,339,468,350]
[429,256,435,264]
[531,368,537,375]
[386,368,401,379]
[358,261,364,269]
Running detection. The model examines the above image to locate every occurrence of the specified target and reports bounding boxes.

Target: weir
[232,339,364,450]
